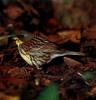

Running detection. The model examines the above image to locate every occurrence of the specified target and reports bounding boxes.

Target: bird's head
[13,37,23,46]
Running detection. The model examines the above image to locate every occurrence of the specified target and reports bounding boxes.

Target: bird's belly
[19,52,33,65]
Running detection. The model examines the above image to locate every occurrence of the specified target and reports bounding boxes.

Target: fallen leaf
[64,57,81,67]
[58,30,81,43]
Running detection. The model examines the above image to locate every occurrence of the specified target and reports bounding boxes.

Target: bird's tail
[61,51,85,56]
[51,50,85,60]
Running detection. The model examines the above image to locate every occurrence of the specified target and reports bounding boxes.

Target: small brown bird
[13,31,84,69]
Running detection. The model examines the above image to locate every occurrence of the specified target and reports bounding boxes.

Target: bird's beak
[12,37,19,40]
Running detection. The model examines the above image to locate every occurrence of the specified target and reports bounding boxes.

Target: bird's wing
[21,35,59,53]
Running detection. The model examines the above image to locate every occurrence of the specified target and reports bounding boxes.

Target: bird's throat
[16,40,23,46]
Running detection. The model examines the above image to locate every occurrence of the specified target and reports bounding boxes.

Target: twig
[17,0,39,16]
[0,54,4,64]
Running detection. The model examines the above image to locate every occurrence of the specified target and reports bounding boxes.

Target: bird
[12,31,84,69]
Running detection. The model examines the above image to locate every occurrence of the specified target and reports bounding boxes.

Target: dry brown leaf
[64,57,81,67]
[58,30,81,43]
[0,27,5,33]
[47,33,70,45]
[0,37,8,46]
[82,26,96,39]
[0,92,20,100]
[4,5,24,20]
[48,34,63,43]
[87,86,96,96]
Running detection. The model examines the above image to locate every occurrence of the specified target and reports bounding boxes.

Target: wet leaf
[37,83,59,100]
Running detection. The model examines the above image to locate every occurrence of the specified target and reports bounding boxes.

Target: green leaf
[81,71,96,81]
[37,83,59,100]
[63,0,74,5]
